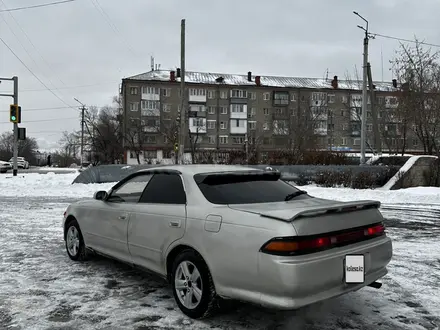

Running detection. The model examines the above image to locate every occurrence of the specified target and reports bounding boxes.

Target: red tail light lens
[260,222,386,256]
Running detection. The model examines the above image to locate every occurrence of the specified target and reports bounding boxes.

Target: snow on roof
[125,70,397,92]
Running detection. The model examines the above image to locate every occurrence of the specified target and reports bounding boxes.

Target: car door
[127,172,187,275]
[85,173,153,262]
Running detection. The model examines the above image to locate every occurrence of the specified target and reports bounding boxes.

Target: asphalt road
[0,197,439,330]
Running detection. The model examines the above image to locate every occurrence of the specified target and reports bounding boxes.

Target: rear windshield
[194,173,302,204]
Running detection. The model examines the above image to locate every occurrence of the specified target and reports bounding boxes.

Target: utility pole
[367,62,381,155]
[12,76,18,176]
[0,76,19,176]
[178,19,186,165]
[354,11,371,165]
[74,98,86,169]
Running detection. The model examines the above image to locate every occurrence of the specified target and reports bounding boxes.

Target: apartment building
[120,69,422,164]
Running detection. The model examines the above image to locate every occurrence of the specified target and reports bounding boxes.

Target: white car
[9,157,29,169]
[0,161,11,173]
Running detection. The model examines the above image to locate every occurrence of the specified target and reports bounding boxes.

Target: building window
[141,100,159,110]
[162,104,171,112]
[189,104,206,112]
[145,135,156,143]
[263,108,270,115]
[208,90,216,99]
[208,106,216,114]
[341,95,348,104]
[232,136,245,144]
[263,93,270,101]
[220,106,228,115]
[220,121,227,129]
[367,124,373,131]
[341,109,346,116]
[263,122,270,130]
[250,107,256,117]
[192,118,205,127]
[273,92,289,105]
[129,102,139,111]
[232,119,245,127]
[220,90,228,99]
[230,104,245,113]
[290,93,296,102]
[189,88,206,96]
[230,89,247,98]
[144,150,157,159]
[353,138,361,146]
[328,123,335,130]
[275,108,285,115]
[142,86,159,94]
[342,123,348,131]
[130,87,138,95]
[248,121,256,130]
[248,92,256,100]
[219,136,228,144]
[327,94,335,103]
[341,137,348,145]
[412,139,419,146]
[207,120,216,129]
[162,88,171,97]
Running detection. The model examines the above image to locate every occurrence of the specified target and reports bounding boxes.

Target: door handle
[119,214,128,220]
[169,221,180,227]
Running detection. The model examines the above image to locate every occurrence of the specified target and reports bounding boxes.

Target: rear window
[194,173,302,204]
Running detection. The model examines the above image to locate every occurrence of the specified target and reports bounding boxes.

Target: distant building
[120,69,423,164]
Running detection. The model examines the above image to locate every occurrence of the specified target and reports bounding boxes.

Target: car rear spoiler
[260,200,381,222]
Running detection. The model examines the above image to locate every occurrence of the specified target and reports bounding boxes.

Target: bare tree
[391,39,440,155]
[0,132,39,164]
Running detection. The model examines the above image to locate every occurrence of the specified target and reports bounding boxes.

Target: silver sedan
[63,165,393,319]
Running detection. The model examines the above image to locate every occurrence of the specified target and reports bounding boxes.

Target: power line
[0,36,77,110]
[89,0,138,59]
[0,0,76,13]
[15,81,118,92]
[0,2,63,97]
[0,0,66,87]
[371,32,440,48]
[0,106,73,113]
[0,116,78,124]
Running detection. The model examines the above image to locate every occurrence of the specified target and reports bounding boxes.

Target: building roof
[125,69,397,92]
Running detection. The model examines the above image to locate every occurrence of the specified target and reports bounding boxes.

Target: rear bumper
[257,236,392,310]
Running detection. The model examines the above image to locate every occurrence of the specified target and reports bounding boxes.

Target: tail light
[260,222,386,256]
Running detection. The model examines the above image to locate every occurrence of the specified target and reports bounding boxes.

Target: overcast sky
[0,0,439,150]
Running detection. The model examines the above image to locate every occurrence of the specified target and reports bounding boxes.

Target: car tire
[65,219,88,261]
[171,249,218,319]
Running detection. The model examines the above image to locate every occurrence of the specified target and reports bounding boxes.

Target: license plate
[344,254,365,284]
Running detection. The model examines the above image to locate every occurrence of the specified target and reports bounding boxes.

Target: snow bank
[381,155,437,190]
[1,172,440,206]
[303,184,440,206]
[0,172,114,198]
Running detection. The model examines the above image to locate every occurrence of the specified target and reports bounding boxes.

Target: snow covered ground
[0,173,439,329]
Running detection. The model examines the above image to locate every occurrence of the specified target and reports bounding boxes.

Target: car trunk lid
[228,198,382,236]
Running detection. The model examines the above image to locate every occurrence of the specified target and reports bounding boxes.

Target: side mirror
[94,191,108,201]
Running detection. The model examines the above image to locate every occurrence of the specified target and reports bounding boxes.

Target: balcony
[189,94,207,103]
[351,130,361,136]
[230,104,247,119]
[188,104,206,117]
[230,119,247,134]
[273,92,289,106]
[142,109,160,117]
[189,118,207,134]
[189,88,207,103]
[314,128,327,135]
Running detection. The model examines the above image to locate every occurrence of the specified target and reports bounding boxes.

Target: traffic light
[9,104,21,123]
[174,143,179,151]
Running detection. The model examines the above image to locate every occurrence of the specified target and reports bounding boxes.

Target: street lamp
[353,11,369,165]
